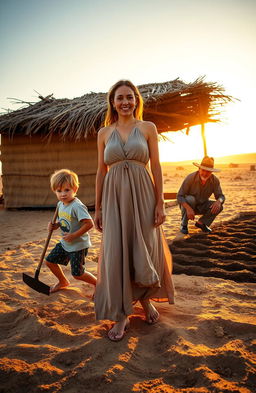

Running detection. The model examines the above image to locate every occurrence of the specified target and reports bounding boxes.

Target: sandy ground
[0,164,255,393]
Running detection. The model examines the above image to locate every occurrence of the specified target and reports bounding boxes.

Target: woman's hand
[94,210,103,232]
[154,201,166,227]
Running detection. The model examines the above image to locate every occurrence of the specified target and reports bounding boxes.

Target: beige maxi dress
[95,127,175,321]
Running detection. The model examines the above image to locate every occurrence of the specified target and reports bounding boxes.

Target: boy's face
[55,182,77,205]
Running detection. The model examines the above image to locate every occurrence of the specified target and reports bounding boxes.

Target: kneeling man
[177,156,225,234]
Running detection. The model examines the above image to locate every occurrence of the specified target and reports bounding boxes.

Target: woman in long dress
[94,80,174,341]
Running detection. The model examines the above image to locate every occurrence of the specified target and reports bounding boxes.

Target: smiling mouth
[121,106,133,112]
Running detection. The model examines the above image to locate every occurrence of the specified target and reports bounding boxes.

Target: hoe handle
[36,206,59,274]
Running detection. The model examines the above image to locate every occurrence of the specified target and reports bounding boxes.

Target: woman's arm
[145,122,166,227]
[94,128,108,232]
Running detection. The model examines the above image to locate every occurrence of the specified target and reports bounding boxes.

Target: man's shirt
[177,171,225,205]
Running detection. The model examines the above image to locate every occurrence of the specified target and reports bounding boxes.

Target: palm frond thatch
[0,77,235,140]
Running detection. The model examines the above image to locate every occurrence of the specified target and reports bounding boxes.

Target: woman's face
[112,85,137,117]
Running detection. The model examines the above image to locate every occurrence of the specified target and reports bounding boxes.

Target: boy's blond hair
[50,169,79,192]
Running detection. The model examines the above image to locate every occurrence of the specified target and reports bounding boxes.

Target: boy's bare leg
[73,272,97,300]
[73,272,96,286]
[45,261,70,293]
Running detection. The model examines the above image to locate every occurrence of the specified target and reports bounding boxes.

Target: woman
[94,80,174,341]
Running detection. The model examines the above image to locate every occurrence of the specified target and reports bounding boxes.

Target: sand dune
[0,164,255,393]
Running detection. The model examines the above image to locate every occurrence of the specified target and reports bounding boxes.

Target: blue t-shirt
[57,197,92,252]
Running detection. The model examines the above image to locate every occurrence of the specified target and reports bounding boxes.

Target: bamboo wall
[1,134,97,208]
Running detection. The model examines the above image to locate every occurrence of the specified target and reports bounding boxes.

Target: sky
[0,0,256,162]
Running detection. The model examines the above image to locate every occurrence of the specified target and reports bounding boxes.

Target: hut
[0,77,233,208]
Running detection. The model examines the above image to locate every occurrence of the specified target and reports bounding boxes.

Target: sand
[0,164,255,393]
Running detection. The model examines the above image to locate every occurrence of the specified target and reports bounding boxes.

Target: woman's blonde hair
[104,80,144,126]
[50,169,79,192]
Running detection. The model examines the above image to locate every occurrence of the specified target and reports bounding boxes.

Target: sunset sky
[0,0,255,162]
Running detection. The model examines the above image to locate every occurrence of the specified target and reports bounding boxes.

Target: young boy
[45,169,96,293]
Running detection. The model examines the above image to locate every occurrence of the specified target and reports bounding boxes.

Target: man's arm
[211,176,225,214]
[177,173,196,221]
[213,176,225,204]
[177,173,194,204]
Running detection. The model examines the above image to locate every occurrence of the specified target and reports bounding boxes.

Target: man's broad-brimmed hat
[193,156,220,172]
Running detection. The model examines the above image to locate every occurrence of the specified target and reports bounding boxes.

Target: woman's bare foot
[140,299,160,324]
[50,280,70,293]
[107,317,130,342]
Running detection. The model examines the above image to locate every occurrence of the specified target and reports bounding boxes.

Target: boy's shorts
[45,242,88,276]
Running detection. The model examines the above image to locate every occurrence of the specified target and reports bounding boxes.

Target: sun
[158,127,205,163]
[158,94,255,163]
[159,119,254,163]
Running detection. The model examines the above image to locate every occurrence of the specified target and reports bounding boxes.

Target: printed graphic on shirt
[59,218,70,233]
[59,211,72,233]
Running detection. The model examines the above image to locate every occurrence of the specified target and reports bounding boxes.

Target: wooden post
[201,122,207,156]
[199,96,208,157]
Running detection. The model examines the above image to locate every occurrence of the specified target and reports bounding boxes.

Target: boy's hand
[48,222,60,231]
[62,233,75,243]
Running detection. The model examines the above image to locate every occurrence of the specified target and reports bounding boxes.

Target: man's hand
[186,206,195,221]
[211,200,222,214]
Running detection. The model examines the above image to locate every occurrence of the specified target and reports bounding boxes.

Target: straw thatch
[0,76,234,139]
[0,77,234,209]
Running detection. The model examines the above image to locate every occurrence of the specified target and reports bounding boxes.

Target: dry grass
[0,76,235,139]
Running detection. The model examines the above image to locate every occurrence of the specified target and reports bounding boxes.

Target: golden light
[159,115,254,163]
[159,128,205,163]
[158,85,255,163]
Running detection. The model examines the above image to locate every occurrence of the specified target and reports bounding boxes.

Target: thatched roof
[0,77,234,140]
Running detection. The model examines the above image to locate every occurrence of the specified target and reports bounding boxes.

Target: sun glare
[159,127,205,163]
[158,89,255,163]
[159,120,254,163]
